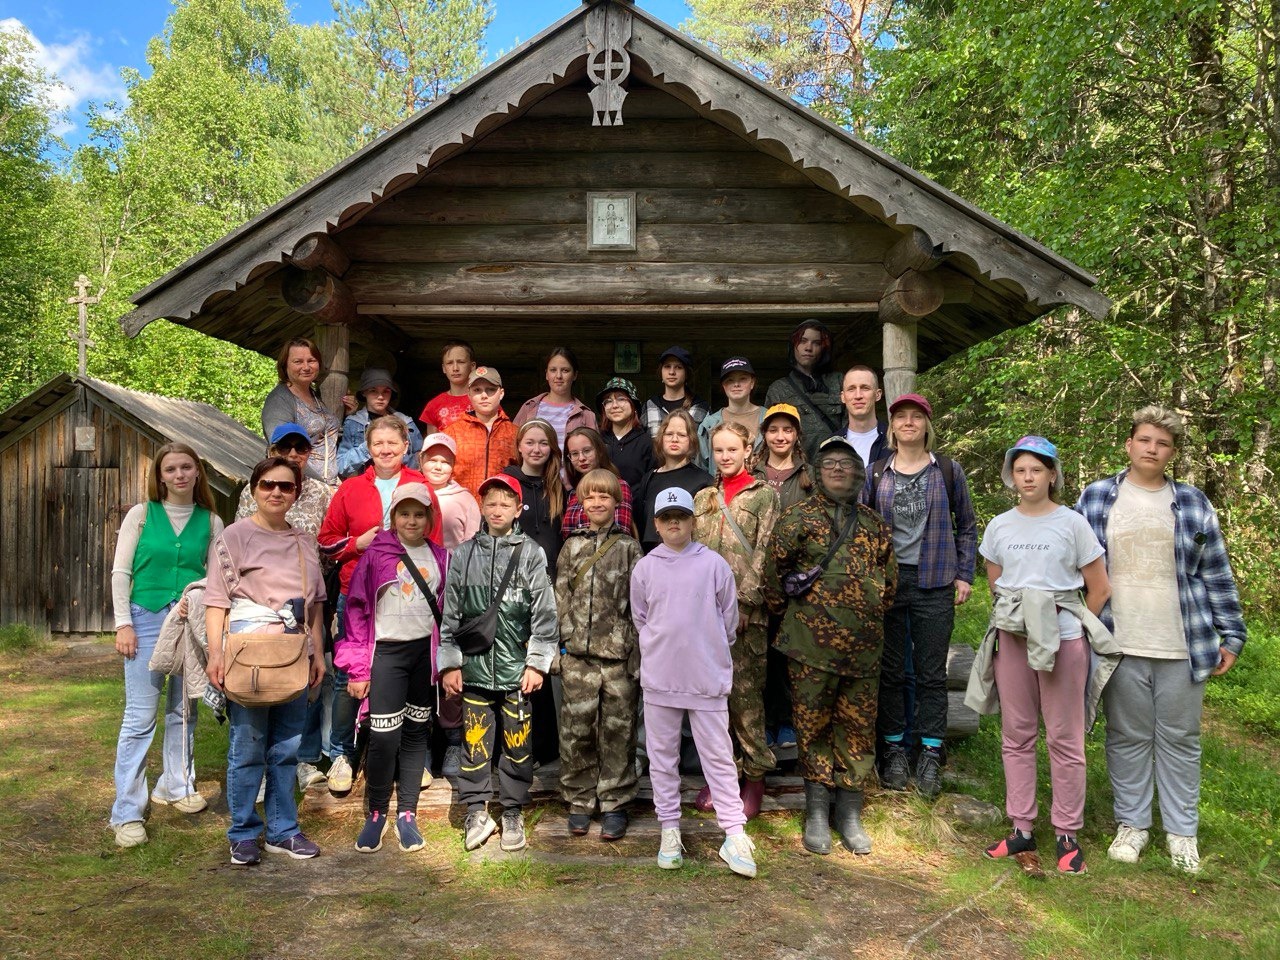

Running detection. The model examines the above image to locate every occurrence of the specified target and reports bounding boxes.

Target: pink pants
[644,700,745,835]
[993,631,1088,834]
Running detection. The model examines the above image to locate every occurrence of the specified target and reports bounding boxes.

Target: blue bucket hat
[1001,435,1062,492]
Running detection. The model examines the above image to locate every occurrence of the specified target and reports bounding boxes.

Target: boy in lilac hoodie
[630,486,758,878]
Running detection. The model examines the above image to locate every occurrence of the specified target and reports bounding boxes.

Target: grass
[0,622,44,653]
[1,623,1278,959]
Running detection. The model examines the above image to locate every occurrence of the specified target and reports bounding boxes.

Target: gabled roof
[0,374,267,482]
[120,0,1108,340]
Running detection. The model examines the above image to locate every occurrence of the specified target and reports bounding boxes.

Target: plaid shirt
[642,396,710,436]
[560,478,635,537]
[860,453,977,588]
[1074,470,1246,681]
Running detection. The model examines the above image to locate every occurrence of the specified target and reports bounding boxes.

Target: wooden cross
[67,274,102,377]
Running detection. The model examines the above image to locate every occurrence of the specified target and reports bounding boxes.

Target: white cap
[653,486,694,516]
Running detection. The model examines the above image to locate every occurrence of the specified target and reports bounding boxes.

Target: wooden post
[881,314,917,404]
[314,323,350,417]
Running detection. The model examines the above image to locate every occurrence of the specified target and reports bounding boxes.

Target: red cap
[478,474,522,501]
[888,392,933,418]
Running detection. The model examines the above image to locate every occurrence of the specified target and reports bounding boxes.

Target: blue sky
[3,0,691,149]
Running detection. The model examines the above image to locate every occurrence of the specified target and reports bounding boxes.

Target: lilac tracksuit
[630,541,746,834]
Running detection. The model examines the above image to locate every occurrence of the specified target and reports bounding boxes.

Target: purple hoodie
[337,528,450,685]
[630,540,738,709]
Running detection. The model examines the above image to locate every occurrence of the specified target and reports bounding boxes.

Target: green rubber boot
[834,789,872,855]
[802,781,832,855]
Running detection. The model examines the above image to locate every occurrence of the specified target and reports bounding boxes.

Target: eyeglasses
[602,396,630,406]
[257,479,298,494]
[819,459,858,471]
[568,449,595,461]
[471,385,500,396]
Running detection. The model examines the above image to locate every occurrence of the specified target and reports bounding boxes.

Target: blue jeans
[299,654,335,764]
[226,690,308,844]
[330,593,359,761]
[111,602,196,826]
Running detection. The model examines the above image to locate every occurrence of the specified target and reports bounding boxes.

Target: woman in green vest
[110,442,222,849]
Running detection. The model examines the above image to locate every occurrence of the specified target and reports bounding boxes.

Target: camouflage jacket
[693,478,780,621]
[554,524,642,663]
[764,491,897,677]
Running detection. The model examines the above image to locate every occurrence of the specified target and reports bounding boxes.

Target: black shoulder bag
[397,552,445,626]
[452,541,523,656]
[782,507,859,598]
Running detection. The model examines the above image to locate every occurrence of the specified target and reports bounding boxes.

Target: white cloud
[2,18,128,135]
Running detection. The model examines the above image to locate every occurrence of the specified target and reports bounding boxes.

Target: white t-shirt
[845,425,880,471]
[375,541,440,641]
[1106,481,1186,658]
[980,505,1104,639]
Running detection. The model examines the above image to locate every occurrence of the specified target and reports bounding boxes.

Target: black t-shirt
[503,467,563,575]
[636,463,714,551]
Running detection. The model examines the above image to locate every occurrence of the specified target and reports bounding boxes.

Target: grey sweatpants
[1102,655,1205,837]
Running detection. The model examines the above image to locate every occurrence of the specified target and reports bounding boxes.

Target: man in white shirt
[840,365,888,470]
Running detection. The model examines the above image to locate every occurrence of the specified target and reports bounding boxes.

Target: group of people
[108,320,1247,881]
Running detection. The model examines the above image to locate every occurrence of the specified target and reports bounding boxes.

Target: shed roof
[119,0,1109,351]
[0,374,267,482]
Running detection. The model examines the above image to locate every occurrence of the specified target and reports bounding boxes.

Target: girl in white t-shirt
[979,436,1109,875]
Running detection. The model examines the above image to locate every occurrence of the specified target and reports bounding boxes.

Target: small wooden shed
[119,0,1110,415]
[0,374,268,634]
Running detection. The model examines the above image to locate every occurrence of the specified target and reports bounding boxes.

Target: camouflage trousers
[558,653,640,813]
[788,659,878,790]
[729,623,775,781]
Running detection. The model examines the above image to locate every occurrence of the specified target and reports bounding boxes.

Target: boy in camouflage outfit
[554,470,644,840]
[765,436,896,856]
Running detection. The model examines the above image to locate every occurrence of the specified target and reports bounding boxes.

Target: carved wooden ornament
[586,3,632,126]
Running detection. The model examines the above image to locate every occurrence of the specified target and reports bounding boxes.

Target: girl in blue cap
[975,436,1112,874]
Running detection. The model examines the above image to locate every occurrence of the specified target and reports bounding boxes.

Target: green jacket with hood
[437,525,559,690]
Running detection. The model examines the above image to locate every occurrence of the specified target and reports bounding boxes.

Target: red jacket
[318,466,440,594]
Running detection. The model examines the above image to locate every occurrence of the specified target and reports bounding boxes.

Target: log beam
[280,267,357,325]
[883,227,945,278]
[314,323,351,418]
[289,233,351,277]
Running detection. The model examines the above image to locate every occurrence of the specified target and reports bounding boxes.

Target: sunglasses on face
[257,479,298,494]
[820,459,858,471]
[274,440,312,454]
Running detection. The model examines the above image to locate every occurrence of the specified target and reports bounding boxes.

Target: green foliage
[0,622,44,653]
[1206,629,1280,739]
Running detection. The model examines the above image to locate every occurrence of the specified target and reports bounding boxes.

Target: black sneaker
[500,810,526,852]
[230,839,261,866]
[1056,834,1087,874]
[600,810,629,842]
[567,812,591,836]
[915,746,943,799]
[880,743,910,791]
[985,830,1036,859]
[355,810,390,853]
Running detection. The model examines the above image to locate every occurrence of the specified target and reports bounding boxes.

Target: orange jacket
[443,410,517,499]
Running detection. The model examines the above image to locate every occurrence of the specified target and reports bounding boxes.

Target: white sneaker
[1168,833,1201,874]
[719,832,757,878]
[114,821,147,848]
[657,827,684,869]
[421,766,434,789]
[1107,824,1150,864]
[256,778,266,805]
[328,755,354,793]
[151,791,208,814]
[296,762,327,790]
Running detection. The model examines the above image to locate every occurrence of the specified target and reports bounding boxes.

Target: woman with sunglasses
[205,457,327,865]
[110,443,223,849]
[317,416,438,793]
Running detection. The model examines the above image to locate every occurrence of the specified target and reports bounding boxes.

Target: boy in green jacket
[439,474,559,852]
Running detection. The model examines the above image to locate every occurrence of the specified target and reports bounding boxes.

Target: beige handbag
[221,541,312,708]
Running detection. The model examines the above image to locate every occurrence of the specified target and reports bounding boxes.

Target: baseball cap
[269,422,311,447]
[657,346,693,369]
[468,366,503,388]
[888,392,933,418]
[389,482,435,513]
[421,433,457,458]
[653,486,694,517]
[479,473,522,501]
[719,356,755,381]
[357,367,398,395]
[1001,436,1063,492]
[761,403,801,429]
[596,376,639,409]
